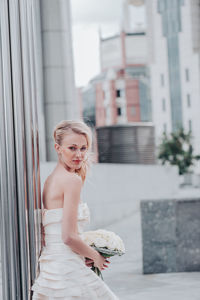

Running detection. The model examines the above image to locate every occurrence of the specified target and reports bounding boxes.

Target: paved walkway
[1,187,200,299]
[102,205,200,299]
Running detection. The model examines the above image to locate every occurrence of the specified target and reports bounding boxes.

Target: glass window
[162,98,166,111]
[116,89,121,97]
[188,119,192,132]
[161,74,165,86]
[163,123,167,133]
[187,94,191,107]
[185,68,189,82]
[117,107,122,116]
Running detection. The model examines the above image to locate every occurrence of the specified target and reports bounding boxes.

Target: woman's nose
[75,149,81,157]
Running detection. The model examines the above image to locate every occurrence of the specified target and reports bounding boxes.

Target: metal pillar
[0,0,42,299]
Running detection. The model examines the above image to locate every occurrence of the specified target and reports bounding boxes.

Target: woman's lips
[73,160,82,163]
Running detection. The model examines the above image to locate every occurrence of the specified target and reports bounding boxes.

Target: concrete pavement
[102,200,200,300]
[1,187,200,299]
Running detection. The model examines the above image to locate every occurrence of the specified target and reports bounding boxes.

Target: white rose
[82,229,125,253]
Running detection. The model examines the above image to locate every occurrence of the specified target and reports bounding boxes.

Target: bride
[31,120,119,299]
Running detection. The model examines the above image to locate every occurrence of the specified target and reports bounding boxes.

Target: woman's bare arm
[61,174,99,262]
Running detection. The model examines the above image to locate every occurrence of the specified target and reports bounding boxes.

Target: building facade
[147,0,200,157]
[81,30,152,127]
[41,0,78,161]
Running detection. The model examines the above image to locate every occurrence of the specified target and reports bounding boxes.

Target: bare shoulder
[60,171,82,190]
[62,172,82,207]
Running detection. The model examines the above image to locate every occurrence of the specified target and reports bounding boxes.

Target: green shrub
[158,128,200,175]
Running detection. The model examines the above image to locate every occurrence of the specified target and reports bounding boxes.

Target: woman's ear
[54,143,61,153]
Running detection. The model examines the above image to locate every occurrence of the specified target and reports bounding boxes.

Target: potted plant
[158,128,200,186]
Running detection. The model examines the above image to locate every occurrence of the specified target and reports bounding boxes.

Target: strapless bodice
[42,201,90,245]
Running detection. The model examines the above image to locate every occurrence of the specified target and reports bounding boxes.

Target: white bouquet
[82,229,125,279]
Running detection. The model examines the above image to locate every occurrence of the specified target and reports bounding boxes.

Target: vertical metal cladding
[0,0,42,299]
[96,124,156,164]
[158,0,184,131]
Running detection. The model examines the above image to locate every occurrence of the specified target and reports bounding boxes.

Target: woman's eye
[81,147,87,151]
[69,147,76,151]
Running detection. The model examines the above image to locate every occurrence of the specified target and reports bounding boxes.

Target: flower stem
[91,266,104,280]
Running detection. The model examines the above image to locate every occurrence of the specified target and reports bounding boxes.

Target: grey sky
[70,0,145,86]
[71,0,123,25]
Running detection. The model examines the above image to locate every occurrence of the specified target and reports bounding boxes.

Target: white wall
[148,0,200,167]
[125,34,147,64]
[40,162,179,229]
[179,0,200,157]
[101,37,122,70]
[147,0,171,147]
[41,0,77,160]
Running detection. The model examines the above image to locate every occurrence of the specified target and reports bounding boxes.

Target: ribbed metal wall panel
[96,124,155,164]
[0,1,42,299]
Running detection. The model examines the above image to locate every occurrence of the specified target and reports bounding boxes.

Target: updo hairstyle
[53,120,93,182]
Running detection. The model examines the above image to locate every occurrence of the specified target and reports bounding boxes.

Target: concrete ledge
[141,198,200,274]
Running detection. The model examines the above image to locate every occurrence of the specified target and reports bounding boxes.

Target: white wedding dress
[31,201,119,299]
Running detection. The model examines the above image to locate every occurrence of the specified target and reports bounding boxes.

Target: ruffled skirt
[31,243,119,299]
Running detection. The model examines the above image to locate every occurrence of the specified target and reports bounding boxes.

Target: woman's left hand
[85,257,111,269]
[85,257,94,267]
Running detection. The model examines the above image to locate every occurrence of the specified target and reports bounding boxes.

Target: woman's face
[56,131,88,171]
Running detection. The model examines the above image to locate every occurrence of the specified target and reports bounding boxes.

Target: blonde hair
[53,120,93,182]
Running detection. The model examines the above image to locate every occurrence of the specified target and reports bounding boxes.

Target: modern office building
[78,0,154,164]
[79,0,152,127]
[80,30,152,127]
[146,0,200,157]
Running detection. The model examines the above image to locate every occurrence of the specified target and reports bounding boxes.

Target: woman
[31,120,119,299]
